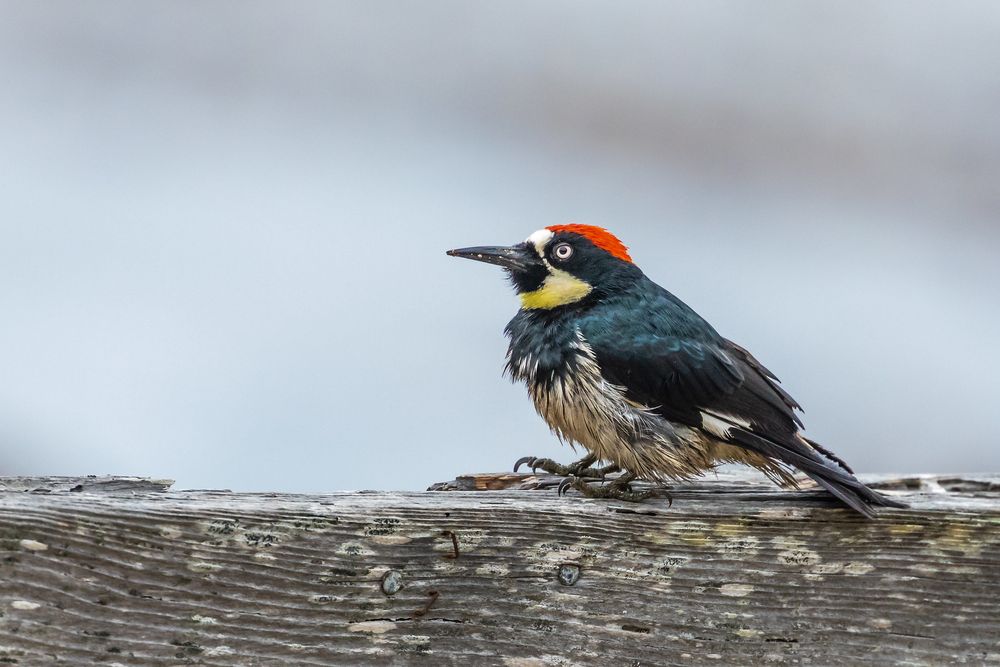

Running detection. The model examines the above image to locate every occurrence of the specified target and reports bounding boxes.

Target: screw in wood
[557,563,581,586]
[380,570,404,596]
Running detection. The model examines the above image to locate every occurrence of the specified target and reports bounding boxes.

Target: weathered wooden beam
[0,472,997,665]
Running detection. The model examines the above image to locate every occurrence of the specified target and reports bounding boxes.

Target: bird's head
[447,224,641,310]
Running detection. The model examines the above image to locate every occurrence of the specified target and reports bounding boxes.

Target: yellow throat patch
[520,271,593,309]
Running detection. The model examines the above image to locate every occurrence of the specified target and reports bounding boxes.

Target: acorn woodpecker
[447,224,905,518]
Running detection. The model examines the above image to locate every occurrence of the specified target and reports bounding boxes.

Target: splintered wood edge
[0,476,175,494]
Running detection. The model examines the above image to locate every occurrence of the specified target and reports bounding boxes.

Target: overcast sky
[1,2,998,491]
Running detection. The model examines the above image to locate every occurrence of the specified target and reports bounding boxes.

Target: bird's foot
[582,463,622,479]
[558,472,669,504]
[514,453,613,478]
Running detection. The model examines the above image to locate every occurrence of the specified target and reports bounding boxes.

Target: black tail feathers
[807,472,907,519]
[801,436,907,518]
[729,427,908,519]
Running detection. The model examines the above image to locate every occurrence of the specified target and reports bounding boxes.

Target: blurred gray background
[1,2,998,492]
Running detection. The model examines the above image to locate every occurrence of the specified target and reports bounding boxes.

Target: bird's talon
[530,458,556,473]
[512,454,599,477]
[620,489,656,502]
[513,456,536,473]
[557,472,661,503]
[573,463,621,479]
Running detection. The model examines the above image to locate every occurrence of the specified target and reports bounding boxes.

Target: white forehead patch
[526,228,554,256]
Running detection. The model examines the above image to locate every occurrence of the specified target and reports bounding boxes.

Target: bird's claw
[513,456,569,475]
[515,455,659,501]
[513,456,571,474]
[558,473,669,504]
[585,463,622,479]
[513,456,538,473]
[513,454,605,477]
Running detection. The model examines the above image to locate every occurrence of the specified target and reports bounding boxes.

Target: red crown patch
[546,224,633,263]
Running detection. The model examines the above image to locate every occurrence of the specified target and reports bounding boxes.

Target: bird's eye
[553,243,574,261]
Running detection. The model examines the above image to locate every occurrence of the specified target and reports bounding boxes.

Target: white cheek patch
[526,228,554,257]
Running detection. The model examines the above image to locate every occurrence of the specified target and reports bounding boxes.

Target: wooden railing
[0,471,997,665]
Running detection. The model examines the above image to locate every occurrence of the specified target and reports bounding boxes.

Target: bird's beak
[446,244,540,272]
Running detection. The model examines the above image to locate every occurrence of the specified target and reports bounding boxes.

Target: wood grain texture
[0,472,997,666]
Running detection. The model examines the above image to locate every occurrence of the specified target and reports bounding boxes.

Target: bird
[446,224,906,518]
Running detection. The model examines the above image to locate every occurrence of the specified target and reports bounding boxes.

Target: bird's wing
[580,321,902,517]
[583,327,800,435]
[722,338,802,424]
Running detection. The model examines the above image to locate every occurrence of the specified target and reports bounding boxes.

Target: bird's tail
[728,429,908,519]
[805,469,907,519]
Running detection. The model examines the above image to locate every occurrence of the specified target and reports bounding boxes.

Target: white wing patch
[700,412,752,439]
